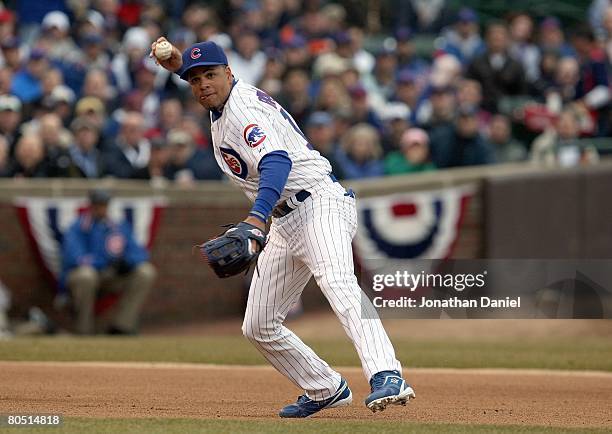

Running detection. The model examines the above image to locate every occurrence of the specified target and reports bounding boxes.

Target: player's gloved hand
[198,222,267,278]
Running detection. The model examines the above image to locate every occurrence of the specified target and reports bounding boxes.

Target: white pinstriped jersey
[208,81,403,401]
[210,79,332,203]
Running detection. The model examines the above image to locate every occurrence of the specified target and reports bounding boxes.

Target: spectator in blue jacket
[11,49,48,103]
[61,189,156,335]
[441,8,485,65]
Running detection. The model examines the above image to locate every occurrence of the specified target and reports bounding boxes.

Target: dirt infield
[1,362,611,429]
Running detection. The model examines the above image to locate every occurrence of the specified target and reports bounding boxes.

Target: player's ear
[224,65,233,81]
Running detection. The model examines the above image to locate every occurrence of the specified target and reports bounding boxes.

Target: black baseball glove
[198,222,267,278]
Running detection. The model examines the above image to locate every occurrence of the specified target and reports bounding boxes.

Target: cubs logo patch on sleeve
[105,232,126,257]
[220,147,249,179]
[243,124,267,148]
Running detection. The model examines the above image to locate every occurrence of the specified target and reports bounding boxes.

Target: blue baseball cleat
[279,378,352,418]
[365,370,416,412]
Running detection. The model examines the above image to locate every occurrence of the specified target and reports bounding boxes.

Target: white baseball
[155,41,172,61]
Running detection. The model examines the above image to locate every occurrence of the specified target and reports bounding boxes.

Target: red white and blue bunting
[354,184,475,274]
[14,196,166,287]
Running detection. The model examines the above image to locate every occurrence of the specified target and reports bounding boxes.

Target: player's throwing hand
[150,37,183,72]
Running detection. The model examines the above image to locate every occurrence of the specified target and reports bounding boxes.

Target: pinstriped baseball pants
[242,185,402,401]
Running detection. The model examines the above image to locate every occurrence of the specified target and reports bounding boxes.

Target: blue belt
[271,174,354,218]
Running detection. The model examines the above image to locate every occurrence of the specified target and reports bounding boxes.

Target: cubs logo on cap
[190,47,201,59]
[220,147,248,179]
[179,41,229,81]
[243,124,266,148]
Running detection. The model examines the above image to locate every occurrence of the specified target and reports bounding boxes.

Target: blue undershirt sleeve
[249,150,292,223]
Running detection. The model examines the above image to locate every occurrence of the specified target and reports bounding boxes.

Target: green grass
[1,336,611,371]
[4,418,608,434]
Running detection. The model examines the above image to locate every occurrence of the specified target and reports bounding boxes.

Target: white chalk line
[1,361,612,378]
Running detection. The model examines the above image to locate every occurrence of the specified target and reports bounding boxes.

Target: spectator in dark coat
[305,111,346,179]
[38,113,72,177]
[0,94,22,153]
[165,129,222,184]
[395,27,430,77]
[103,111,151,178]
[487,114,527,163]
[131,137,172,187]
[466,22,527,112]
[276,68,313,130]
[8,134,50,177]
[430,106,495,168]
[416,84,457,129]
[393,0,455,35]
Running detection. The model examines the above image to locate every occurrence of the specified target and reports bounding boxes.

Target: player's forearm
[250,187,279,223]
[249,151,292,223]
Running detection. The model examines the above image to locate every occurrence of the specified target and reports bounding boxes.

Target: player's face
[188,65,233,111]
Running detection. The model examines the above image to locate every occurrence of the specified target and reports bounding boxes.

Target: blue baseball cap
[179,41,228,81]
[333,31,352,45]
[395,27,413,42]
[29,48,47,61]
[283,34,307,49]
[1,36,20,49]
[458,104,479,117]
[457,8,477,23]
[307,111,333,127]
[540,16,561,30]
[81,32,103,46]
[397,70,416,84]
[88,188,112,204]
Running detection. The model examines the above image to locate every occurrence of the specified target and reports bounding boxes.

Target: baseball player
[151,37,415,417]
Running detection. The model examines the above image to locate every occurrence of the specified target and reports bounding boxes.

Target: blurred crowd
[0,0,609,184]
